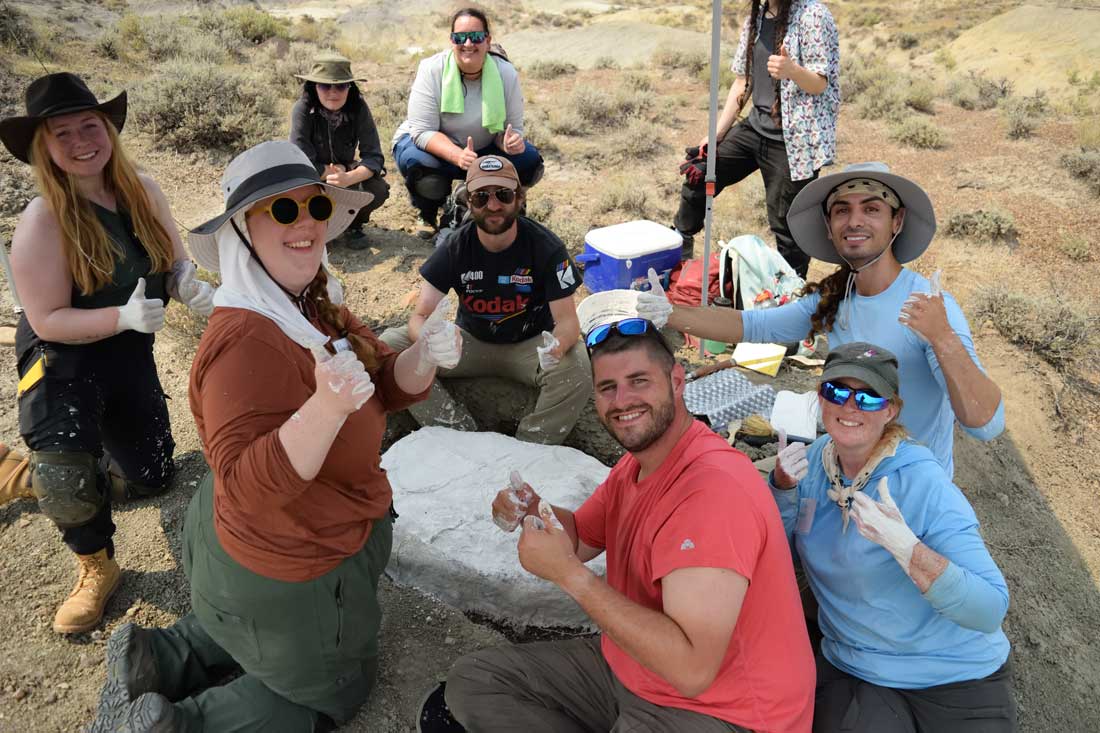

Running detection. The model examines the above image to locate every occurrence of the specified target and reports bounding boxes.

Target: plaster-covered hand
[491,470,539,532]
[518,505,581,584]
[116,278,166,334]
[899,270,951,344]
[169,260,215,317]
[310,346,375,416]
[536,330,561,371]
[415,296,463,375]
[851,478,919,575]
[773,428,808,489]
[635,268,673,328]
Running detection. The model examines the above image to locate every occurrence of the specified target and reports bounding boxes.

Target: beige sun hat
[786,162,937,265]
[187,141,372,272]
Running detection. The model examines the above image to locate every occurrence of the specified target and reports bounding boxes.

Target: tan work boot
[0,442,35,505]
[53,549,121,634]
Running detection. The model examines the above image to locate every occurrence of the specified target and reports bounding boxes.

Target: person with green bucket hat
[290,52,390,249]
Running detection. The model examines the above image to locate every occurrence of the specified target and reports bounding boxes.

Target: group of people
[0,1,1019,731]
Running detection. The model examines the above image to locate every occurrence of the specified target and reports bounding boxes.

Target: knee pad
[31,451,103,528]
[413,173,452,202]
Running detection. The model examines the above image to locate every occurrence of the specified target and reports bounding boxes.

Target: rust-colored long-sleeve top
[189,307,428,582]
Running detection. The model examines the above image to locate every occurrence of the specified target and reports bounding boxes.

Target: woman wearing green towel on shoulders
[393,7,544,239]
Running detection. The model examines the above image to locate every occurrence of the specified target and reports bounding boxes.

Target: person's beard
[599,384,676,453]
[473,205,518,235]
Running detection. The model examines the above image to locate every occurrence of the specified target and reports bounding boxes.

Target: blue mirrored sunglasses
[819,380,890,412]
[450,30,488,45]
[585,318,673,357]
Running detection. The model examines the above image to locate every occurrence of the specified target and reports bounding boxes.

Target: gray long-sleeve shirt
[393,50,525,151]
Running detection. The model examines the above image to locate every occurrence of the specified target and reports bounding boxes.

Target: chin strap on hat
[836,222,904,332]
[230,216,319,320]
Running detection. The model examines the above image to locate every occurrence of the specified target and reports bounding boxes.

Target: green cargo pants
[143,470,392,731]
[379,325,592,445]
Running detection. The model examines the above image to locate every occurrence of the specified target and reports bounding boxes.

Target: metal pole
[0,237,23,314]
[699,0,722,356]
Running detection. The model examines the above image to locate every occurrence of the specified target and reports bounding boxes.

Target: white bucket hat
[187,140,373,272]
[786,162,937,265]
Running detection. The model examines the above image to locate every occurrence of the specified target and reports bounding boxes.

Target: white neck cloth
[210,212,343,350]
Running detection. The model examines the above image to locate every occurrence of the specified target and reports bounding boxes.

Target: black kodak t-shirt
[419,217,582,344]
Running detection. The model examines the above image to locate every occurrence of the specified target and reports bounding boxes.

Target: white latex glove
[851,478,919,575]
[536,330,560,371]
[492,470,538,532]
[415,296,462,375]
[116,278,166,334]
[310,346,375,416]
[635,268,672,328]
[774,428,808,488]
[170,261,215,318]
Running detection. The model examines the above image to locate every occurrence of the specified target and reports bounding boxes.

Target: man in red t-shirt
[444,320,815,732]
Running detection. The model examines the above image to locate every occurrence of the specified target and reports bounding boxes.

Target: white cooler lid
[585,220,683,258]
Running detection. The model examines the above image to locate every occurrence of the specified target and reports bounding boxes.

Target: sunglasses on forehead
[819,380,890,412]
[585,318,673,356]
[254,193,334,226]
[451,30,488,45]
[468,188,517,208]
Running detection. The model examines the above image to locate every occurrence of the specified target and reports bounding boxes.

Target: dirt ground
[2,0,1100,731]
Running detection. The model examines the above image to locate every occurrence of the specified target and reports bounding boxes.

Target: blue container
[575,220,683,293]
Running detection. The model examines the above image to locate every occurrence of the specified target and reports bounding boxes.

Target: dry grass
[890,117,948,149]
[944,209,1017,242]
[972,287,1095,369]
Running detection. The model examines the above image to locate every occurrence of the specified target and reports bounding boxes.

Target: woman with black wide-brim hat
[289,52,390,249]
[0,72,214,635]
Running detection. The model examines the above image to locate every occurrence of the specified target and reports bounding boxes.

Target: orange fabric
[189,307,428,582]
[573,422,815,732]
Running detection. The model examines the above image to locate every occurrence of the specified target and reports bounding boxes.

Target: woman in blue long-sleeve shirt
[770,341,1016,732]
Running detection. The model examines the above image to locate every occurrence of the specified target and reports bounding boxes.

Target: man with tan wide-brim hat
[638,162,1005,478]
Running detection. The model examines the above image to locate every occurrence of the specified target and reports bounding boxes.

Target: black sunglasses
[255,194,334,226]
[451,30,488,45]
[317,82,350,91]
[469,188,517,208]
[585,318,673,356]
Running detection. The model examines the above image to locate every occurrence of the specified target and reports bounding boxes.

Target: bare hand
[501,124,525,155]
[325,170,354,188]
[767,45,795,80]
[456,137,478,170]
[491,470,539,532]
[323,164,347,177]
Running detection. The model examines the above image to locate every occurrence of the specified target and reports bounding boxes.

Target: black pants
[16,331,175,556]
[349,174,390,230]
[674,119,817,278]
[814,655,1017,733]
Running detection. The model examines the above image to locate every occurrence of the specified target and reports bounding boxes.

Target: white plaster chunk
[382,427,610,629]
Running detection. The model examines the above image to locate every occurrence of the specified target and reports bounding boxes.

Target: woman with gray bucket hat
[768,341,1015,732]
[0,72,213,636]
[88,141,461,732]
[290,52,390,249]
[643,162,1004,478]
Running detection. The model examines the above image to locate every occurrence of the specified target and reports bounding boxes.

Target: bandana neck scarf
[822,432,904,533]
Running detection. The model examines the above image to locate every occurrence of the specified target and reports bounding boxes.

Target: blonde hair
[29,111,174,296]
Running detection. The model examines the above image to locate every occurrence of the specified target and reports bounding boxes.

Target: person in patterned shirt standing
[673,0,839,277]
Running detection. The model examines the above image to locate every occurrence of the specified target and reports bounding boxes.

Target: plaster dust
[383,427,610,630]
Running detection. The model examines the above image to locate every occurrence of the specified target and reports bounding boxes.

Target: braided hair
[739,0,793,124]
[801,265,852,340]
[304,268,380,372]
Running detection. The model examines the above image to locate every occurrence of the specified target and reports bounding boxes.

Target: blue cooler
[575,220,683,292]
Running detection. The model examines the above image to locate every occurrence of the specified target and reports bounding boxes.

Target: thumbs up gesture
[536,330,561,371]
[500,123,525,155]
[773,428,809,489]
[116,278,166,334]
[634,268,673,328]
[767,44,794,80]
[309,345,375,416]
[851,477,919,575]
[456,136,479,170]
[492,470,539,532]
[415,295,463,375]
